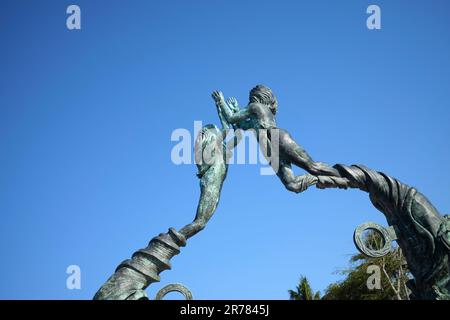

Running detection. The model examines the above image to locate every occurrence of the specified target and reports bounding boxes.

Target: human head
[249,85,278,115]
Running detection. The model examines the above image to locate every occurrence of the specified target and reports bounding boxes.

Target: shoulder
[247,102,264,113]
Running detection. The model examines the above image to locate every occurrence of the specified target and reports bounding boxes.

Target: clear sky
[1,0,450,300]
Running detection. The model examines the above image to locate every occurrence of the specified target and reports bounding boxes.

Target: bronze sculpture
[94,96,241,299]
[94,85,449,300]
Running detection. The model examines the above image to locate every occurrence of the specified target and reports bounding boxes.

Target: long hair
[249,85,278,115]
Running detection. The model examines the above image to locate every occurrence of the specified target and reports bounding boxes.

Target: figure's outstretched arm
[216,97,242,144]
[224,97,253,131]
[215,101,230,130]
[223,105,251,124]
[212,91,252,124]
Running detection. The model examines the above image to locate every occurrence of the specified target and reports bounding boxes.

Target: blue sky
[1,0,450,299]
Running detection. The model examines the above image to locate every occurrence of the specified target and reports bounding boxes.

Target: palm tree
[288,276,321,300]
[322,230,411,300]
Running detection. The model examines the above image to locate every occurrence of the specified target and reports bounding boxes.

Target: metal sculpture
[94,85,449,300]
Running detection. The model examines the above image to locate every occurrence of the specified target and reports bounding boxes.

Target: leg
[277,160,318,193]
[278,129,341,177]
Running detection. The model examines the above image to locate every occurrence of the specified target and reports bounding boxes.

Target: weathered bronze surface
[94,85,449,300]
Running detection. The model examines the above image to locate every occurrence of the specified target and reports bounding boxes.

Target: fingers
[226,97,238,109]
[211,90,224,101]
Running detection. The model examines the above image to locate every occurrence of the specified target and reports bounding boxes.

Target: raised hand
[211,90,225,105]
[226,97,239,112]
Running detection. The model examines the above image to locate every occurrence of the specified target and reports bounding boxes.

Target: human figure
[212,85,340,193]
[179,97,243,239]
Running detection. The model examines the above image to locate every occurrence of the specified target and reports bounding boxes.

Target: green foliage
[288,276,321,300]
[290,231,412,300]
[323,231,411,300]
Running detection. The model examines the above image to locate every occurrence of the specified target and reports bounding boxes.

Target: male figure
[212,85,340,193]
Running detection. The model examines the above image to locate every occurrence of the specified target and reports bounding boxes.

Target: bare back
[248,102,277,130]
